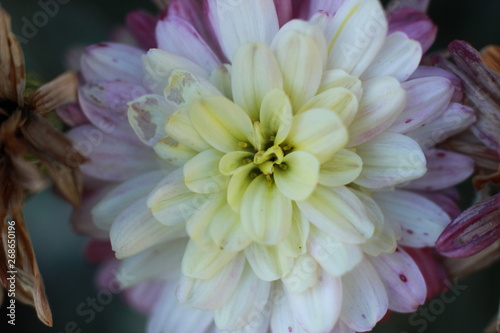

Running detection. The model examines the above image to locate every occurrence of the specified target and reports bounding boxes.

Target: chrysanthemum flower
[68,0,476,332]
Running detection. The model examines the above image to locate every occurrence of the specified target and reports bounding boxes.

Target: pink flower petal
[409,65,463,102]
[386,0,430,13]
[56,103,89,127]
[126,10,157,50]
[68,124,159,181]
[81,42,145,84]
[404,149,474,191]
[369,247,426,313]
[123,281,165,314]
[387,7,436,52]
[79,81,147,144]
[156,16,221,71]
[436,193,500,258]
[404,247,447,300]
[274,0,294,26]
[84,240,114,263]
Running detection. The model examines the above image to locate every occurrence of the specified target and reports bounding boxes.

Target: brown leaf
[2,213,53,326]
[481,45,500,75]
[443,240,500,279]
[0,5,25,106]
[41,158,83,207]
[30,71,78,116]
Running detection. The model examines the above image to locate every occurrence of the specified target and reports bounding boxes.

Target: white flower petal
[297,186,375,244]
[209,205,252,252]
[214,264,271,330]
[184,149,227,194]
[147,169,202,226]
[164,69,222,108]
[271,24,325,111]
[189,96,254,153]
[354,132,426,189]
[241,175,292,244]
[299,87,359,126]
[274,151,320,201]
[340,259,388,332]
[177,253,245,310]
[372,190,450,247]
[153,138,198,167]
[232,43,283,120]
[271,287,308,333]
[369,248,426,313]
[245,243,294,281]
[325,0,387,76]
[143,48,209,94]
[279,203,310,257]
[348,76,406,146]
[165,108,211,152]
[287,268,342,333]
[361,32,422,82]
[259,89,293,146]
[319,149,363,187]
[318,69,363,101]
[147,283,213,333]
[110,197,187,259]
[93,170,165,231]
[282,254,319,294]
[117,239,185,288]
[206,0,279,60]
[308,226,363,276]
[182,240,239,279]
[128,94,172,146]
[287,108,348,163]
[209,64,233,100]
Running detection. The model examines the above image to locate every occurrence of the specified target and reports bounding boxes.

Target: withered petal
[443,240,500,279]
[30,71,78,116]
[0,213,53,326]
[481,45,500,75]
[0,6,25,106]
[41,158,83,207]
[436,194,500,258]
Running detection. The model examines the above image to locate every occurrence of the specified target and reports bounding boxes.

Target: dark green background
[1,0,500,332]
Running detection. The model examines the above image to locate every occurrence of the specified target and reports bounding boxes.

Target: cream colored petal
[227,163,256,213]
[325,0,387,76]
[319,69,363,101]
[274,151,320,201]
[297,185,375,244]
[231,43,283,120]
[184,149,228,194]
[279,203,310,257]
[259,89,293,146]
[153,137,198,167]
[146,168,203,226]
[348,76,406,147]
[186,191,226,251]
[298,87,359,126]
[282,254,319,294]
[271,27,323,111]
[287,108,348,163]
[209,64,233,100]
[308,226,363,276]
[165,108,211,152]
[181,240,239,279]
[219,151,253,176]
[209,205,252,252]
[189,96,254,153]
[245,243,294,281]
[177,253,245,310]
[241,175,293,245]
[164,69,221,108]
[354,132,426,189]
[110,198,187,259]
[319,149,363,187]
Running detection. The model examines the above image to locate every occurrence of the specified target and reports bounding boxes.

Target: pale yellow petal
[165,108,211,152]
[219,151,253,176]
[318,69,363,100]
[209,205,252,252]
[245,243,294,281]
[164,69,221,108]
[227,163,256,212]
[319,148,363,187]
[278,203,310,257]
[184,149,228,194]
[259,89,293,146]
[209,64,233,100]
[153,137,197,167]
[274,151,320,201]
[182,240,238,279]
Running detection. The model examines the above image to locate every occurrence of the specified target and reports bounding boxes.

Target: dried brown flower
[0,6,86,326]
